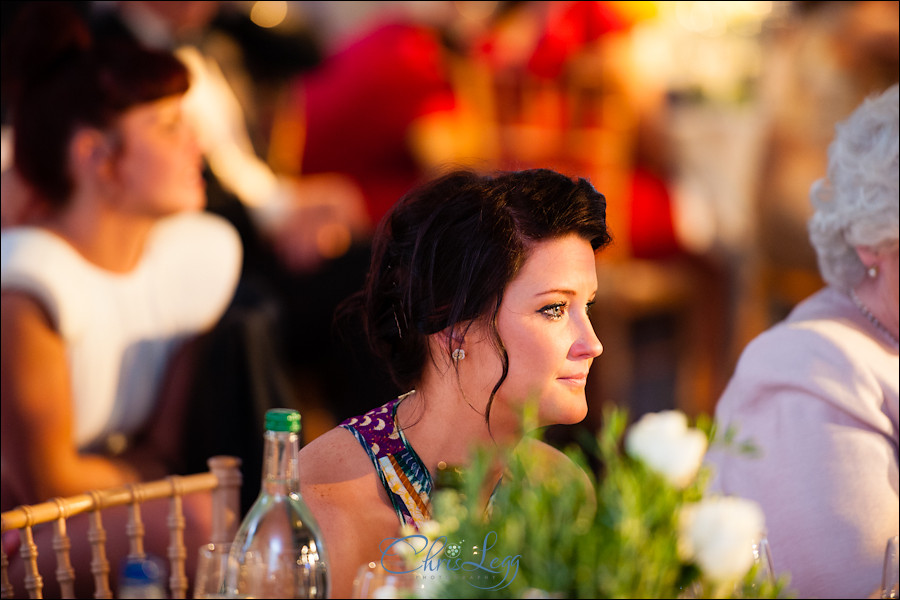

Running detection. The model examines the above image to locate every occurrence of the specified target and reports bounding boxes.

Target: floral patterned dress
[340,392,433,530]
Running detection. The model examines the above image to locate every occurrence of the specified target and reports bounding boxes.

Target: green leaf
[425,406,792,599]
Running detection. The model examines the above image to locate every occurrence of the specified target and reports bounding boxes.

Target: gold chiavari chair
[1,456,241,599]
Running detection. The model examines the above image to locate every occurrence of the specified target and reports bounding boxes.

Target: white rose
[677,496,765,585]
[624,410,708,488]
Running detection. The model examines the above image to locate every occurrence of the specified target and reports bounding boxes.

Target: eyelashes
[540,302,566,320]
[539,300,595,321]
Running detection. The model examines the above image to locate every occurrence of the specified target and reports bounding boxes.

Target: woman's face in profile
[479,233,603,431]
[112,94,205,217]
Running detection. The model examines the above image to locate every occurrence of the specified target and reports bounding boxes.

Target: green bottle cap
[265,408,301,433]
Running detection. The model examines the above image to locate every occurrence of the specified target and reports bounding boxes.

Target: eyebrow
[534,288,598,298]
[534,288,576,297]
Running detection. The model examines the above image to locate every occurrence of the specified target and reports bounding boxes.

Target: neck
[850,282,899,347]
[39,200,157,273]
[396,384,513,487]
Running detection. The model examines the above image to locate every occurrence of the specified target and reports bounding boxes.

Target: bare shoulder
[298,426,381,518]
[299,426,372,485]
[1,289,69,435]
[1,290,54,331]
[297,426,403,597]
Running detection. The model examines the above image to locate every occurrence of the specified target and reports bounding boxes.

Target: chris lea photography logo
[380,530,520,591]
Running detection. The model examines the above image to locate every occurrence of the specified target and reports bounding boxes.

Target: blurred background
[3,0,898,443]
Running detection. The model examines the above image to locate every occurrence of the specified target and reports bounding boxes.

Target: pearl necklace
[850,289,900,348]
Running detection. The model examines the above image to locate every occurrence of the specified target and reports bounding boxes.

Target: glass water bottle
[225,408,329,598]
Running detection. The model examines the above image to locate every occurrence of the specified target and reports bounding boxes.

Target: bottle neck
[261,429,300,495]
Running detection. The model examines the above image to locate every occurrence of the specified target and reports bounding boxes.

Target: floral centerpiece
[381,405,793,599]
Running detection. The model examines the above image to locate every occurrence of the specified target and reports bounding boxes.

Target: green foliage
[425,405,792,599]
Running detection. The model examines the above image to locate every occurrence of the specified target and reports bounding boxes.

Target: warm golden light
[249,1,287,29]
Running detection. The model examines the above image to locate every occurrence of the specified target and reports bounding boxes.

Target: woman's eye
[586,300,595,315]
[540,303,567,320]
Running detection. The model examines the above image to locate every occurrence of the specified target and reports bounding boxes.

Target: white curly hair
[808,83,899,291]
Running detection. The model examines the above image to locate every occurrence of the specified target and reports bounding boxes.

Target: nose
[183,125,202,161]
[571,314,603,359]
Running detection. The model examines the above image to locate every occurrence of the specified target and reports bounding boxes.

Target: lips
[558,373,589,386]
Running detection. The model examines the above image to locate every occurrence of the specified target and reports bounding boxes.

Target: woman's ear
[439,324,467,349]
[437,325,468,364]
[69,128,115,185]
[856,244,888,272]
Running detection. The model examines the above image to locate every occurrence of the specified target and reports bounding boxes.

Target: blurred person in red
[263,3,498,430]
[270,9,462,228]
[278,1,632,226]
[0,3,241,595]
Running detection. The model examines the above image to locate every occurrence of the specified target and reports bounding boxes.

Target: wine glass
[729,533,776,598]
[752,535,775,586]
[193,542,237,599]
[883,535,899,600]
[195,543,269,599]
[351,561,421,599]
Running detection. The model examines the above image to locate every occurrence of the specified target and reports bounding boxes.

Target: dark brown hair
[341,167,611,424]
[1,2,190,206]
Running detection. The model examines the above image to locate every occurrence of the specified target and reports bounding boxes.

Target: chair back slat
[87,491,113,599]
[50,500,75,599]
[19,518,42,599]
[0,456,242,599]
[125,485,146,561]
[0,544,12,597]
[166,476,188,599]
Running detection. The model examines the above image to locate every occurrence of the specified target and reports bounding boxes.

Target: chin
[541,397,588,426]
[184,192,206,212]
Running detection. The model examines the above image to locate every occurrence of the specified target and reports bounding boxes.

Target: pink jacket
[707,286,899,599]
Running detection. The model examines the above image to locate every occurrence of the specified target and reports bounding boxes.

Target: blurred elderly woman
[708,84,898,599]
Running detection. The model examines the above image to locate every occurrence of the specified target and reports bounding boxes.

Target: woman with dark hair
[298,167,611,597]
[0,3,240,595]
